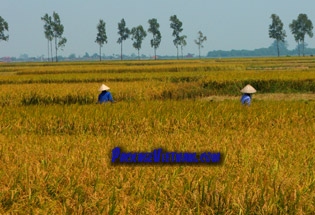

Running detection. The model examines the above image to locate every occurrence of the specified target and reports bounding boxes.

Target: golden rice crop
[0,57,315,214]
[0,100,315,214]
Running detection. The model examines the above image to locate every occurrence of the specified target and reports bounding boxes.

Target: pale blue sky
[1,0,315,58]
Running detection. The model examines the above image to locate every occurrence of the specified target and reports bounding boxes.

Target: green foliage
[269,14,286,57]
[0,16,9,42]
[117,18,130,60]
[41,14,53,42]
[170,15,183,59]
[289,14,314,56]
[41,12,67,62]
[131,25,147,60]
[148,18,162,60]
[117,18,130,44]
[179,35,187,59]
[95,20,108,46]
[52,12,64,38]
[269,14,286,42]
[195,31,207,58]
[52,12,67,62]
[41,14,54,62]
[95,19,108,61]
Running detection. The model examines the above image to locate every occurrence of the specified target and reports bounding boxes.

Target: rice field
[0,57,315,214]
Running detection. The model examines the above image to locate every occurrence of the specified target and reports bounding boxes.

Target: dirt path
[203,93,315,101]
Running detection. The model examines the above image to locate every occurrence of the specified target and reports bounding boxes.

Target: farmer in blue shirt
[98,84,114,103]
[241,93,252,105]
[240,84,256,106]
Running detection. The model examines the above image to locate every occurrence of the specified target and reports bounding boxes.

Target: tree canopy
[194,31,207,58]
[289,14,313,56]
[170,15,183,59]
[0,16,9,42]
[148,18,162,60]
[52,12,67,62]
[179,35,187,59]
[41,14,53,61]
[131,25,147,60]
[117,18,130,60]
[269,14,286,57]
[41,12,67,62]
[95,19,108,61]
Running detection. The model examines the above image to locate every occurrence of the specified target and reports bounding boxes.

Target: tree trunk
[277,40,280,57]
[121,42,123,60]
[50,40,53,62]
[47,40,50,62]
[55,37,58,62]
[138,49,140,60]
[154,48,156,60]
[99,45,102,61]
[298,42,300,57]
[181,46,183,59]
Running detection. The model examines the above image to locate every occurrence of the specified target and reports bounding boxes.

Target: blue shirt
[241,94,251,105]
[98,91,114,103]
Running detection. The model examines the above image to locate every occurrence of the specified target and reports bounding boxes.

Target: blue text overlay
[111,147,221,164]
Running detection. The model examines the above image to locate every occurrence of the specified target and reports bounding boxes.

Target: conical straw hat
[240,84,256,94]
[98,84,110,92]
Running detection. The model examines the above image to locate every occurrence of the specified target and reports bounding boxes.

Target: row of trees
[97,15,206,61]
[269,13,313,57]
[0,14,207,61]
[41,12,67,62]
[41,13,208,61]
[1,13,314,60]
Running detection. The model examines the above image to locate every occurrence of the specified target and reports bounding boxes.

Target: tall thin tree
[95,19,108,61]
[52,11,67,62]
[194,31,207,59]
[269,14,286,57]
[131,25,147,60]
[41,14,54,62]
[170,15,183,59]
[148,18,161,60]
[289,14,313,56]
[289,19,301,56]
[179,35,187,59]
[117,18,130,60]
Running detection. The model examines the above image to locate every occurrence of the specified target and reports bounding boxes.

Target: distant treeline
[207,42,315,58]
